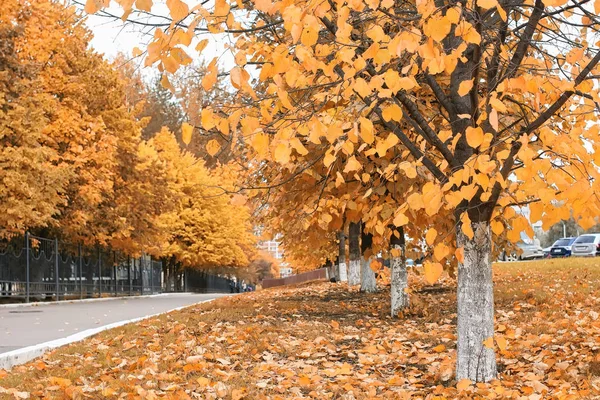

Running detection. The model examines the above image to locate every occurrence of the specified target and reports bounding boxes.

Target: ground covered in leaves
[2,258,600,399]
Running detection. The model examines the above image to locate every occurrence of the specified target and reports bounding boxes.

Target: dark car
[549,237,576,258]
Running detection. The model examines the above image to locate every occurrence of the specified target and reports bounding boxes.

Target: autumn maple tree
[1,0,258,290]
[86,0,600,383]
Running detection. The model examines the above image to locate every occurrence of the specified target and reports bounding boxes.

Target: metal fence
[0,233,162,302]
[185,269,238,293]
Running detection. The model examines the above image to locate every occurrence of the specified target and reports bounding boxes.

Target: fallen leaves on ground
[1,258,600,399]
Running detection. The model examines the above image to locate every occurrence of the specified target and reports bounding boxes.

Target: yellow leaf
[202,59,218,91]
[290,138,309,156]
[196,39,209,52]
[407,192,424,211]
[382,103,403,122]
[490,97,507,113]
[301,25,319,47]
[425,16,452,42]
[461,213,474,239]
[425,228,438,246]
[206,139,221,156]
[458,79,473,97]
[181,122,193,145]
[455,247,464,263]
[359,117,374,144]
[298,375,312,386]
[166,0,189,20]
[344,156,362,173]
[201,109,216,130]
[434,243,450,261]
[465,126,484,148]
[393,211,408,227]
[331,320,340,329]
[230,66,249,89]
[457,379,472,391]
[160,74,174,92]
[252,133,270,156]
[483,337,494,348]
[49,377,72,388]
[477,0,498,9]
[136,0,153,11]
[274,142,291,164]
[489,108,499,131]
[491,220,504,235]
[324,149,336,167]
[432,344,446,353]
[423,261,443,284]
[354,78,371,98]
[496,335,507,351]
[84,0,107,13]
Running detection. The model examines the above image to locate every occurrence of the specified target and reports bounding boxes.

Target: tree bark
[360,227,377,293]
[348,222,361,286]
[456,221,497,382]
[338,230,348,282]
[390,227,408,316]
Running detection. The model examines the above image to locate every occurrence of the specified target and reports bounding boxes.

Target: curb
[0,292,198,309]
[0,295,224,370]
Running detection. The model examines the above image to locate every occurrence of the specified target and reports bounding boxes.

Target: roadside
[0,258,599,398]
[0,293,228,370]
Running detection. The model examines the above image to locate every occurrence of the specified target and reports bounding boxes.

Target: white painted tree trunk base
[360,258,377,293]
[390,248,408,317]
[339,262,348,282]
[456,221,497,382]
[348,260,360,286]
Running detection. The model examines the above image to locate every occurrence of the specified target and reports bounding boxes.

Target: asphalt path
[0,293,228,354]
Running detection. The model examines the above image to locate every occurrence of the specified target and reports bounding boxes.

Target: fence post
[140,254,144,295]
[150,256,154,294]
[128,256,132,296]
[25,232,30,303]
[54,238,59,301]
[113,252,117,296]
[98,247,102,297]
[79,243,83,300]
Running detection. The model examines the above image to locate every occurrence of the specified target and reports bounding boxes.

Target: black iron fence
[0,233,162,302]
[185,269,238,293]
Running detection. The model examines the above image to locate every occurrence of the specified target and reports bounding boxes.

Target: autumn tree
[88,0,600,382]
[146,129,256,285]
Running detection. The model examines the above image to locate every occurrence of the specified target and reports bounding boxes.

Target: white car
[570,234,600,257]
[501,242,544,261]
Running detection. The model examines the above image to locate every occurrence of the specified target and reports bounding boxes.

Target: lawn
[1,258,600,399]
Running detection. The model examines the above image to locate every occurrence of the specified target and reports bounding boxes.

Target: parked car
[570,234,600,257]
[501,242,544,261]
[549,237,576,258]
[542,246,552,258]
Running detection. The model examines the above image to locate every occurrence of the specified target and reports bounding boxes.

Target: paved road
[0,293,228,354]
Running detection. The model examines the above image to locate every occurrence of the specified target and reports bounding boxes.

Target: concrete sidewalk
[0,293,227,355]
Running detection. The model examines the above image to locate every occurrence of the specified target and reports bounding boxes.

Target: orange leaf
[181,123,193,145]
[206,139,221,156]
[496,335,507,351]
[465,126,484,148]
[423,261,443,284]
[457,379,472,391]
[432,344,446,353]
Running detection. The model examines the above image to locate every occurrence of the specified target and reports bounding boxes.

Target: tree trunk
[348,222,361,286]
[456,221,497,382]
[390,227,408,316]
[338,230,348,282]
[360,227,377,293]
